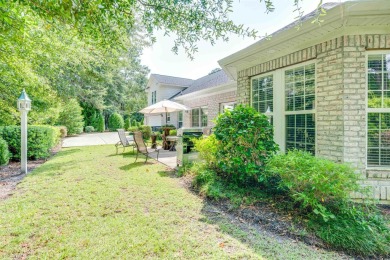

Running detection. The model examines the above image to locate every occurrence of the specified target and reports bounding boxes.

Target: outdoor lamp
[264,106,272,123]
[17,89,31,174]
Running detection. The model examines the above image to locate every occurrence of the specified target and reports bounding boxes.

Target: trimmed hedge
[108,113,124,131]
[0,137,10,166]
[0,125,61,160]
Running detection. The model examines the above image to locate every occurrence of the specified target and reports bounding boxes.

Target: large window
[285,63,316,154]
[367,53,390,167]
[191,107,208,127]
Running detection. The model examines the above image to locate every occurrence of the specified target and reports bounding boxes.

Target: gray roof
[270,2,341,36]
[151,74,194,86]
[174,69,231,98]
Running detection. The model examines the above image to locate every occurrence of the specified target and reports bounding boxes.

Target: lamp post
[264,106,272,123]
[17,89,31,174]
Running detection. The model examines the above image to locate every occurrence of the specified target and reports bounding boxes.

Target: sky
[140,0,345,79]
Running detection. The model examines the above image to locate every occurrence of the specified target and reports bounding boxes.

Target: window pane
[285,114,315,154]
[367,113,390,167]
[191,109,200,127]
[251,75,273,113]
[201,107,208,127]
[285,64,315,112]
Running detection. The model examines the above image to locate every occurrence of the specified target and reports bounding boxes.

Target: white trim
[174,82,236,101]
[365,50,390,170]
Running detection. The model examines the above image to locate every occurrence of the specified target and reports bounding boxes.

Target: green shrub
[169,129,177,136]
[0,137,10,166]
[96,113,105,132]
[139,125,152,140]
[309,203,390,256]
[193,135,218,167]
[124,118,130,130]
[213,105,279,184]
[57,126,67,138]
[266,150,364,221]
[128,126,138,133]
[85,126,95,133]
[108,113,124,131]
[0,125,61,160]
[57,99,84,135]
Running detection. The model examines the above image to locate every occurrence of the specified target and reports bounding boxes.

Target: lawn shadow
[107,151,136,158]
[29,160,79,176]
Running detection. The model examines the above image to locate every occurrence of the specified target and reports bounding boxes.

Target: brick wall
[235,34,390,203]
[181,90,236,128]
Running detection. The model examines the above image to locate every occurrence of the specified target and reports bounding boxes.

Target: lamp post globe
[17,89,31,174]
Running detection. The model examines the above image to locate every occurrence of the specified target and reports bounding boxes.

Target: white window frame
[250,60,316,153]
[366,51,390,169]
[191,107,208,127]
[220,102,236,113]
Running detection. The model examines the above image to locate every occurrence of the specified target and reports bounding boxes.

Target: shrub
[108,113,124,131]
[213,105,279,184]
[95,113,105,132]
[0,137,10,166]
[0,125,61,160]
[57,99,84,135]
[85,126,95,133]
[266,150,364,221]
[169,129,177,136]
[124,118,130,130]
[193,135,218,167]
[57,126,67,138]
[139,125,152,140]
[309,203,390,256]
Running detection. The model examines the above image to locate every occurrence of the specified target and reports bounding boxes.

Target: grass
[0,145,344,259]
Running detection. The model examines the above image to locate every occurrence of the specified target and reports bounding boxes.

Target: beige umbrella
[139,100,190,114]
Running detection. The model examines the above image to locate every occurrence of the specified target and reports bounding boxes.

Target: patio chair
[115,129,135,154]
[133,131,160,164]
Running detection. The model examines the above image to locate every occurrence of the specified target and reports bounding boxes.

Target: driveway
[62,132,119,147]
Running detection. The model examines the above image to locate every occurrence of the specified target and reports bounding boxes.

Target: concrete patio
[63,132,178,169]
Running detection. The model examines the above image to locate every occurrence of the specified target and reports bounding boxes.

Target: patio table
[166,136,179,151]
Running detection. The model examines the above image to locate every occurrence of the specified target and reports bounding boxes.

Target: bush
[57,126,67,138]
[213,105,279,184]
[108,113,124,131]
[266,150,364,221]
[139,125,152,140]
[169,129,177,136]
[124,118,130,130]
[309,203,390,256]
[57,99,84,135]
[193,135,218,167]
[85,126,95,133]
[95,113,105,132]
[0,137,10,166]
[0,125,61,160]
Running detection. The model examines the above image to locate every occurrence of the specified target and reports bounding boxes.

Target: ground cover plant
[0,145,345,259]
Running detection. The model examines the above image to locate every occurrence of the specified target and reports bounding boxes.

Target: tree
[5,0,322,58]
[57,99,84,135]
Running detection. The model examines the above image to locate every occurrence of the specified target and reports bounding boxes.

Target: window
[220,102,236,113]
[285,63,316,154]
[178,111,183,128]
[252,75,273,113]
[166,112,171,123]
[191,107,208,127]
[367,53,390,167]
[151,91,156,104]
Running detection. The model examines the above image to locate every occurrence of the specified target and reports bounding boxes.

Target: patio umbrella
[139,100,190,114]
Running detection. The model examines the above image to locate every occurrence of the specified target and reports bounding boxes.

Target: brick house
[218,0,390,202]
[145,70,237,129]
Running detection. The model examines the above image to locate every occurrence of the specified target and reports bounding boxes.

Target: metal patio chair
[115,129,135,154]
[133,131,160,164]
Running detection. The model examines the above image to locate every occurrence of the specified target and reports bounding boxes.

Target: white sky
[140,0,345,79]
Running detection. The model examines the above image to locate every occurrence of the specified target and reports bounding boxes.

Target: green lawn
[0,145,344,259]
